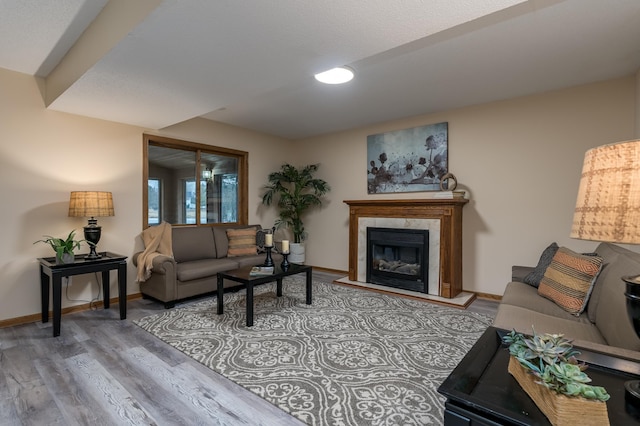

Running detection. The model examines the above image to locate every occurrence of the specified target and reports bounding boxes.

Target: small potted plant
[503,329,610,425]
[261,163,330,263]
[34,230,90,264]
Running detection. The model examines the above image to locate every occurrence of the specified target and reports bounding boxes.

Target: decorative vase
[56,252,75,265]
[288,242,305,264]
[508,357,609,426]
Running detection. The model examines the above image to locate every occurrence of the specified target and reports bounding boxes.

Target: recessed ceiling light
[314,66,354,84]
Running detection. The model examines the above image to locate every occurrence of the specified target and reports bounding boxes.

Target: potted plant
[502,329,610,425]
[261,163,330,263]
[34,230,90,264]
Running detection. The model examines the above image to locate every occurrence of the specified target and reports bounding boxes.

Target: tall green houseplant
[262,163,330,243]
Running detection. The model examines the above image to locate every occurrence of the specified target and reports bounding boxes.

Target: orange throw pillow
[538,247,603,316]
[226,228,258,257]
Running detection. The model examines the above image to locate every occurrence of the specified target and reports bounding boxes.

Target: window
[221,173,238,223]
[143,134,248,228]
[148,178,161,225]
[184,179,196,224]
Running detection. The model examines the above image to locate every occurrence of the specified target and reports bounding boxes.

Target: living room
[4,1,640,424]
[2,0,640,326]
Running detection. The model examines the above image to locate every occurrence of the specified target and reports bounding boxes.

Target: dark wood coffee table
[216,263,312,326]
[438,326,640,425]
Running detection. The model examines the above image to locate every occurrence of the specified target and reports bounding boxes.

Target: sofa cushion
[593,244,640,351]
[523,242,559,287]
[493,304,607,345]
[501,282,587,322]
[176,258,239,282]
[234,253,284,268]
[172,227,216,263]
[538,247,603,316]
[226,227,258,257]
[586,243,622,323]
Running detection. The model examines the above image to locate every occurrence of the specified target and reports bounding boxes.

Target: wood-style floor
[0,271,498,425]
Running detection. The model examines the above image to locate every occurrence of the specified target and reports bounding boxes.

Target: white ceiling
[1,0,640,139]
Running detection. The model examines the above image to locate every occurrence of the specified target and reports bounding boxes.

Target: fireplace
[367,227,429,293]
[344,199,468,298]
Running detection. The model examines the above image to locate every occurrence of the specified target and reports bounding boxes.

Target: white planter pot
[289,243,305,264]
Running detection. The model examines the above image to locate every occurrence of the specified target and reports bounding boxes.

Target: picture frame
[367,122,448,194]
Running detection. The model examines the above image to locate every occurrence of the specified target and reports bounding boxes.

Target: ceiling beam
[44,0,161,107]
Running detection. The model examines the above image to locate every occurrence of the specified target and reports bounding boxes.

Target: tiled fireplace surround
[344,198,468,299]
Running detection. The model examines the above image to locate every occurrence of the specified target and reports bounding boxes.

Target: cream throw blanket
[136,222,173,282]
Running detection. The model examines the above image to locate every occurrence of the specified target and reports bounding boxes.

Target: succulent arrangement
[503,329,610,402]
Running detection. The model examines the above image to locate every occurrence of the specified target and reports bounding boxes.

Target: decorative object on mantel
[68,191,115,259]
[503,329,610,426]
[437,172,466,199]
[570,139,640,404]
[34,229,89,265]
[439,172,457,191]
[261,163,330,264]
[367,121,448,194]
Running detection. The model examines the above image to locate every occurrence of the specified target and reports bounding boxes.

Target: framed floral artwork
[367,122,448,194]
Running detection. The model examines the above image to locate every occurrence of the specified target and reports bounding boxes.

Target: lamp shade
[571,140,640,243]
[68,191,115,218]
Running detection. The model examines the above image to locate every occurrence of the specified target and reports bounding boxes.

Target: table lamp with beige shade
[68,191,114,259]
[570,139,640,404]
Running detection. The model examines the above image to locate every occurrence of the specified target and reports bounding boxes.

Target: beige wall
[0,67,292,322]
[295,76,638,295]
[1,64,638,323]
[636,69,640,137]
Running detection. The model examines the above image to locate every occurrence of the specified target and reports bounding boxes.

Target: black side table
[438,327,640,425]
[38,252,127,337]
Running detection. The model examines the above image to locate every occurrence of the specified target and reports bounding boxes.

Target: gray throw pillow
[523,242,559,287]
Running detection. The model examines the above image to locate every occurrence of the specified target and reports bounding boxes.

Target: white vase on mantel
[289,243,305,264]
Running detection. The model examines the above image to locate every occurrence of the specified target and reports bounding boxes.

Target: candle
[282,240,289,253]
[265,233,273,247]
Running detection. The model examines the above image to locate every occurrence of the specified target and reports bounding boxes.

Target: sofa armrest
[148,255,176,275]
[512,265,534,283]
[132,251,143,267]
[132,252,176,272]
[137,254,178,304]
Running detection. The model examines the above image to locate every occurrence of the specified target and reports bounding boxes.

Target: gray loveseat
[493,242,640,360]
[132,224,282,308]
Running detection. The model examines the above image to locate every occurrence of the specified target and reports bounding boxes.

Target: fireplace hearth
[367,227,429,293]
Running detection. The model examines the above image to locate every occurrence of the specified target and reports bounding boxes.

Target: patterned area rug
[134,276,492,425]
